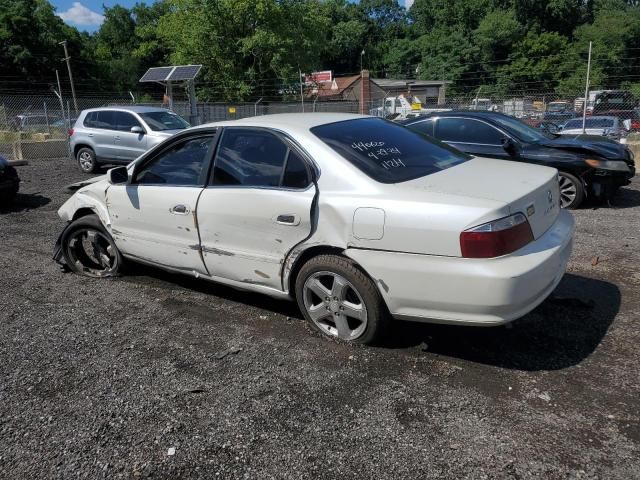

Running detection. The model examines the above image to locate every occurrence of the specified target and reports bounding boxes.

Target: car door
[114,111,148,162]
[434,117,514,160]
[196,127,316,290]
[106,132,217,274]
[86,111,120,161]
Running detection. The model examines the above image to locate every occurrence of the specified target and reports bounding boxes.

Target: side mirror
[131,126,145,134]
[107,166,129,185]
[502,137,518,156]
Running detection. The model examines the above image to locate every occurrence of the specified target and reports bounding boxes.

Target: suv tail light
[631,119,640,131]
[460,213,534,258]
[68,128,74,137]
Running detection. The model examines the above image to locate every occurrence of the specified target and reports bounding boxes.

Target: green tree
[0,0,89,90]
[158,0,329,101]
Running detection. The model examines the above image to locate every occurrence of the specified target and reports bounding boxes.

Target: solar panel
[167,65,202,81]
[139,67,174,83]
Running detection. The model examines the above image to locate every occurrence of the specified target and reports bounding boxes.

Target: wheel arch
[74,143,94,157]
[72,207,98,221]
[285,245,346,297]
[285,245,381,301]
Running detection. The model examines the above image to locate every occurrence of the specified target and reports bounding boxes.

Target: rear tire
[61,214,123,277]
[295,254,389,345]
[558,172,585,209]
[77,147,97,174]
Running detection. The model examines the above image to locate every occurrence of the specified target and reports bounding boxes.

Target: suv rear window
[311,118,469,183]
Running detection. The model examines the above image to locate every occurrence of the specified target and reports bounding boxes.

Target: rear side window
[84,111,117,130]
[282,150,311,189]
[83,112,97,128]
[311,118,469,184]
[436,118,503,144]
[212,129,288,187]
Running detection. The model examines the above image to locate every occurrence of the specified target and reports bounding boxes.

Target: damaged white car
[54,113,574,344]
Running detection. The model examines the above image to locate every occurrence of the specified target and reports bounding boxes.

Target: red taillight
[631,119,640,131]
[68,128,74,137]
[460,213,534,258]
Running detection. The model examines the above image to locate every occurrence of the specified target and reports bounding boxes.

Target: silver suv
[69,106,190,173]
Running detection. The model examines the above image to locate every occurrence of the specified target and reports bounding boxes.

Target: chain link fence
[1,88,639,162]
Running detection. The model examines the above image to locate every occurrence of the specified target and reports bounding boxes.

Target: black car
[0,156,20,204]
[400,112,635,209]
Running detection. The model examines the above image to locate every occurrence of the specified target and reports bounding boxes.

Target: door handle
[88,133,94,137]
[170,204,190,215]
[276,214,300,226]
[114,135,120,140]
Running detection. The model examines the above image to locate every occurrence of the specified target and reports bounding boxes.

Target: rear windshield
[564,118,614,129]
[311,118,470,183]
[139,111,190,131]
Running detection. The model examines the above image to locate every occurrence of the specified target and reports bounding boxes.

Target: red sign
[305,70,332,84]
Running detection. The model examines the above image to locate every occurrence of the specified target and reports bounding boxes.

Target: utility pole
[54,69,67,127]
[582,41,592,134]
[59,40,78,114]
[299,70,305,113]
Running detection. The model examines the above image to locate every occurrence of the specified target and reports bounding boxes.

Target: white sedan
[54,113,574,344]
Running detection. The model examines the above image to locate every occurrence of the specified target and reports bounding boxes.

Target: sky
[51,0,415,33]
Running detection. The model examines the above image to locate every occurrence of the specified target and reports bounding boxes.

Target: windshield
[564,118,614,129]
[547,103,570,112]
[490,115,550,143]
[139,111,190,131]
[311,118,470,184]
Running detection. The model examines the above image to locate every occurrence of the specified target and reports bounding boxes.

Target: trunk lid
[402,157,560,239]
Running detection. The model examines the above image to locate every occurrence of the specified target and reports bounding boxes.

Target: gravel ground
[1,157,639,479]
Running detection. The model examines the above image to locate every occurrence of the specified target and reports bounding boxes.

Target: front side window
[212,129,289,187]
[311,118,469,184]
[407,119,434,137]
[436,118,503,144]
[134,136,214,186]
[115,112,143,132]
[490,114,549,143]
[139,111,190,131]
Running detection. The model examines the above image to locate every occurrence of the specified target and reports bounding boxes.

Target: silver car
[559,116,627,142]
[69,106,190,173]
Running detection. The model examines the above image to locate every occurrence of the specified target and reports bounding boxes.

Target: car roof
[565,116,617,122]
[399,110,515,124]
[199,112,370,131]
[81,106,172,114]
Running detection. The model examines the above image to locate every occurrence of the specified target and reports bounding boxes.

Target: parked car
[543,101,575,123]
[559,116,627,142]
[54,113,574,345]
[400,111,636,209]
[69,106,191,173]
[9,113,62,132]
[592,90,638,116]
[0,156,20,204]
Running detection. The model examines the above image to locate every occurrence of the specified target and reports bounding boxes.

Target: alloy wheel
[79,151,94,171]
[558,174,578,208]
[302,271,368,341]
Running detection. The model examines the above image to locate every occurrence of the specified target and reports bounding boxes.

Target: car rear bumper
[346,209,575,326]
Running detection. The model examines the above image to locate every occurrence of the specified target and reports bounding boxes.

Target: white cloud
[58,2,105,26]
[404,0,414,9]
